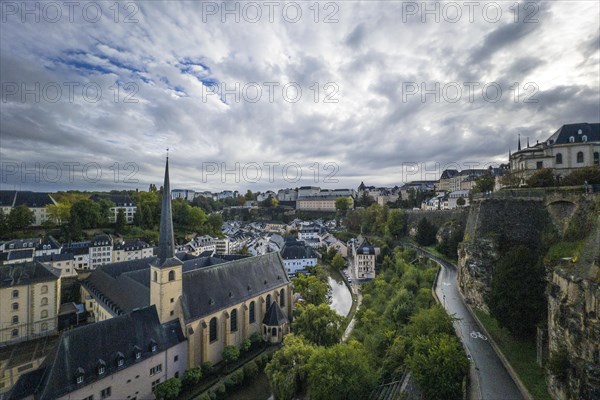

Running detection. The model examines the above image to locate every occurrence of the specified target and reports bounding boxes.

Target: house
[256,191,277,202]
[171,189,196,202]
[297,186,321,198]
[436,169,459,192]
[321,234,348,258]
[36,253,77,278]
[0,191,57,226]
[509,123,600,184]
[350,237,377,280]
[277,188,298,201]
[0,262,60,345]
[89,234,113,269]
[90,193,137,224]
[61,242,91,269]
[8,306,187,400]
[280,243,317,276]
[78,158,292,368]
[112,239,153,262]
[447,190,471,209]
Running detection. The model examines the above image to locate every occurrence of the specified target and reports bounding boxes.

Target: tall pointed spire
[157,156,176,263]
[518,134,521,151]
[527,137,530,148]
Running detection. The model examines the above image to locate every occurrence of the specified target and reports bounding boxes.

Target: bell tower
[150,155,183,323]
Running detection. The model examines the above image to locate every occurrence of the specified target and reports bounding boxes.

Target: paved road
[406,244,524,400]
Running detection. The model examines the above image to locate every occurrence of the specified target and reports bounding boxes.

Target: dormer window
[97,359,106,375]
[76,368,85,384]
[569,136,575,143]
[149,340,157,352]
[116,352,125,367]
[578,129,582,135]
[582,135,588,142]
[134,346,142,360]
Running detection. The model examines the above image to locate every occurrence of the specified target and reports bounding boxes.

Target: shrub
[548,349,570,383]
[223,345,241,367]
[215,383,226,398]
[182,367,202,387]
[197,394,211,400]
[223,377,236,390]
[243,360,259,380]
[201,361,214,376]
[240,338,251,352]
[154,378,182,400]
[208,391,217,400]
[231,368,245,385]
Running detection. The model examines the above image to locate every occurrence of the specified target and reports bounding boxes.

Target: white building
[350,237,377,280]
[89,235,114,270]
[447,190,470,209]
[277,188,298,201]
[509,123,600,184]
[171,189,196,202]
[280,242,317,276]
[0,191,57,226]
[297,186,321,198]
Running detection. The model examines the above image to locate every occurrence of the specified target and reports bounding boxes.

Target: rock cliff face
[457,199,553,309]
[547,270,600,400]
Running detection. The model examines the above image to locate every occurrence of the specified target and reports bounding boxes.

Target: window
[150,341,157,352]
[153,271,157,282]
[231,309,238,332]
[174,371,179,379]
[41,323,48,331]
[536,161,543,169]
[151,378,161,392]
[209,317,218,342]
[11,329,18,337]
[12,315,18,324]
[594,152,599,165]
[41,297,48,306]
[569,136,575,143]
[83,396,94,400]
[100,387,111,399]
[12,302,18,311]
[12,289,18,298]
[582,135,588,142]
[77,375,84,384]
[98,361,106,375]
[174,355,179,362]
[556,153,563,164]
[168,270,175,281]
[577,151,584,163]
[279,289,285,307]
[272,327,277,337]
[150,364,162,376]
[118,358,124,367]
[266,294,271,309]
[170,298,174,303]
[249,301,256,324]
[134,347,141,360]
[41,285,48,294]
[41,310,48,319]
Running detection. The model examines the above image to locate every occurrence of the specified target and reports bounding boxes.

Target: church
[80,158,292,367]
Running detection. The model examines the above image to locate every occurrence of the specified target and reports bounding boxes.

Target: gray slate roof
[546,123,600,145]
[263,301,287,326]
[0,262,58,288]
[8,306,185,400]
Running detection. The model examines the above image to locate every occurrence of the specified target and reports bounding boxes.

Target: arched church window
[266,294,271,309]
[555,153,562,164]
[230,309,238,332]
[279,289,285,307]
[168,270,175,281]
[249,301,256,324]
[209,317,218,342]
[577,152,584,163]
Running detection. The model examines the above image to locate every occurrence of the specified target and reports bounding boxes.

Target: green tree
[294,303,344,347]
[238,244,249,255]
[96,198,115,225]
[7,205,34,231]
[115,208,127,233]
[187,207,207,232]
[307,341,377,400]
[207,213,223,235]
[407,334,469,400]
[456,197,466,206]
[154,377,182,400]
[0,209,7,237]
[335,197,351,215]
[292,274,328,305]
[385,209,404,239]
[143,204,154,229]
[240,338,251,352]
[486,245,546,338]
[182,367,202,387]
[222,345,240,370]
[526,168,556,187]
[244,190,255,200]
[70,199,102,229]
[416,217,437,246]
[265,334,315,400]
[472,172,495,193]
[406,305,455,338]
[561,166,600,186]
[47,202,71,224]
[331,253,345,270]
[132,205,143,226]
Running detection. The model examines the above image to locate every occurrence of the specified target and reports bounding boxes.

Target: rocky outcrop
[457,238,498,311]
[404,209,468,236]
[547,269,600,400]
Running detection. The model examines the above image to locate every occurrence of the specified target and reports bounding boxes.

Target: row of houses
[0,235,154,273]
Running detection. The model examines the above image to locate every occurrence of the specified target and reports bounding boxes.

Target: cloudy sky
[1,0,599,193]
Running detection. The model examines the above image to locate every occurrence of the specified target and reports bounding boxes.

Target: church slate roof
[181,251,289,323]
[12,192,56,208]
[281,244,317,260]
[263,301,287,326]
[81,252,289,320]
[546,123,600,145]
[8,306,185,400]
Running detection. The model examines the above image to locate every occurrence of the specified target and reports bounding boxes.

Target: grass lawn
[474,310,551,400]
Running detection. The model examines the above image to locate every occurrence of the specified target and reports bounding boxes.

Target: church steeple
[518,134,521,151]
[157,156,176,264]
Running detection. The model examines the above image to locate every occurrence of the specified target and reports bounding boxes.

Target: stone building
[79,158,292,368]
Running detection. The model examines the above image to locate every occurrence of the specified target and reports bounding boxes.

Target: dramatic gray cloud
[0,0,598,193]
